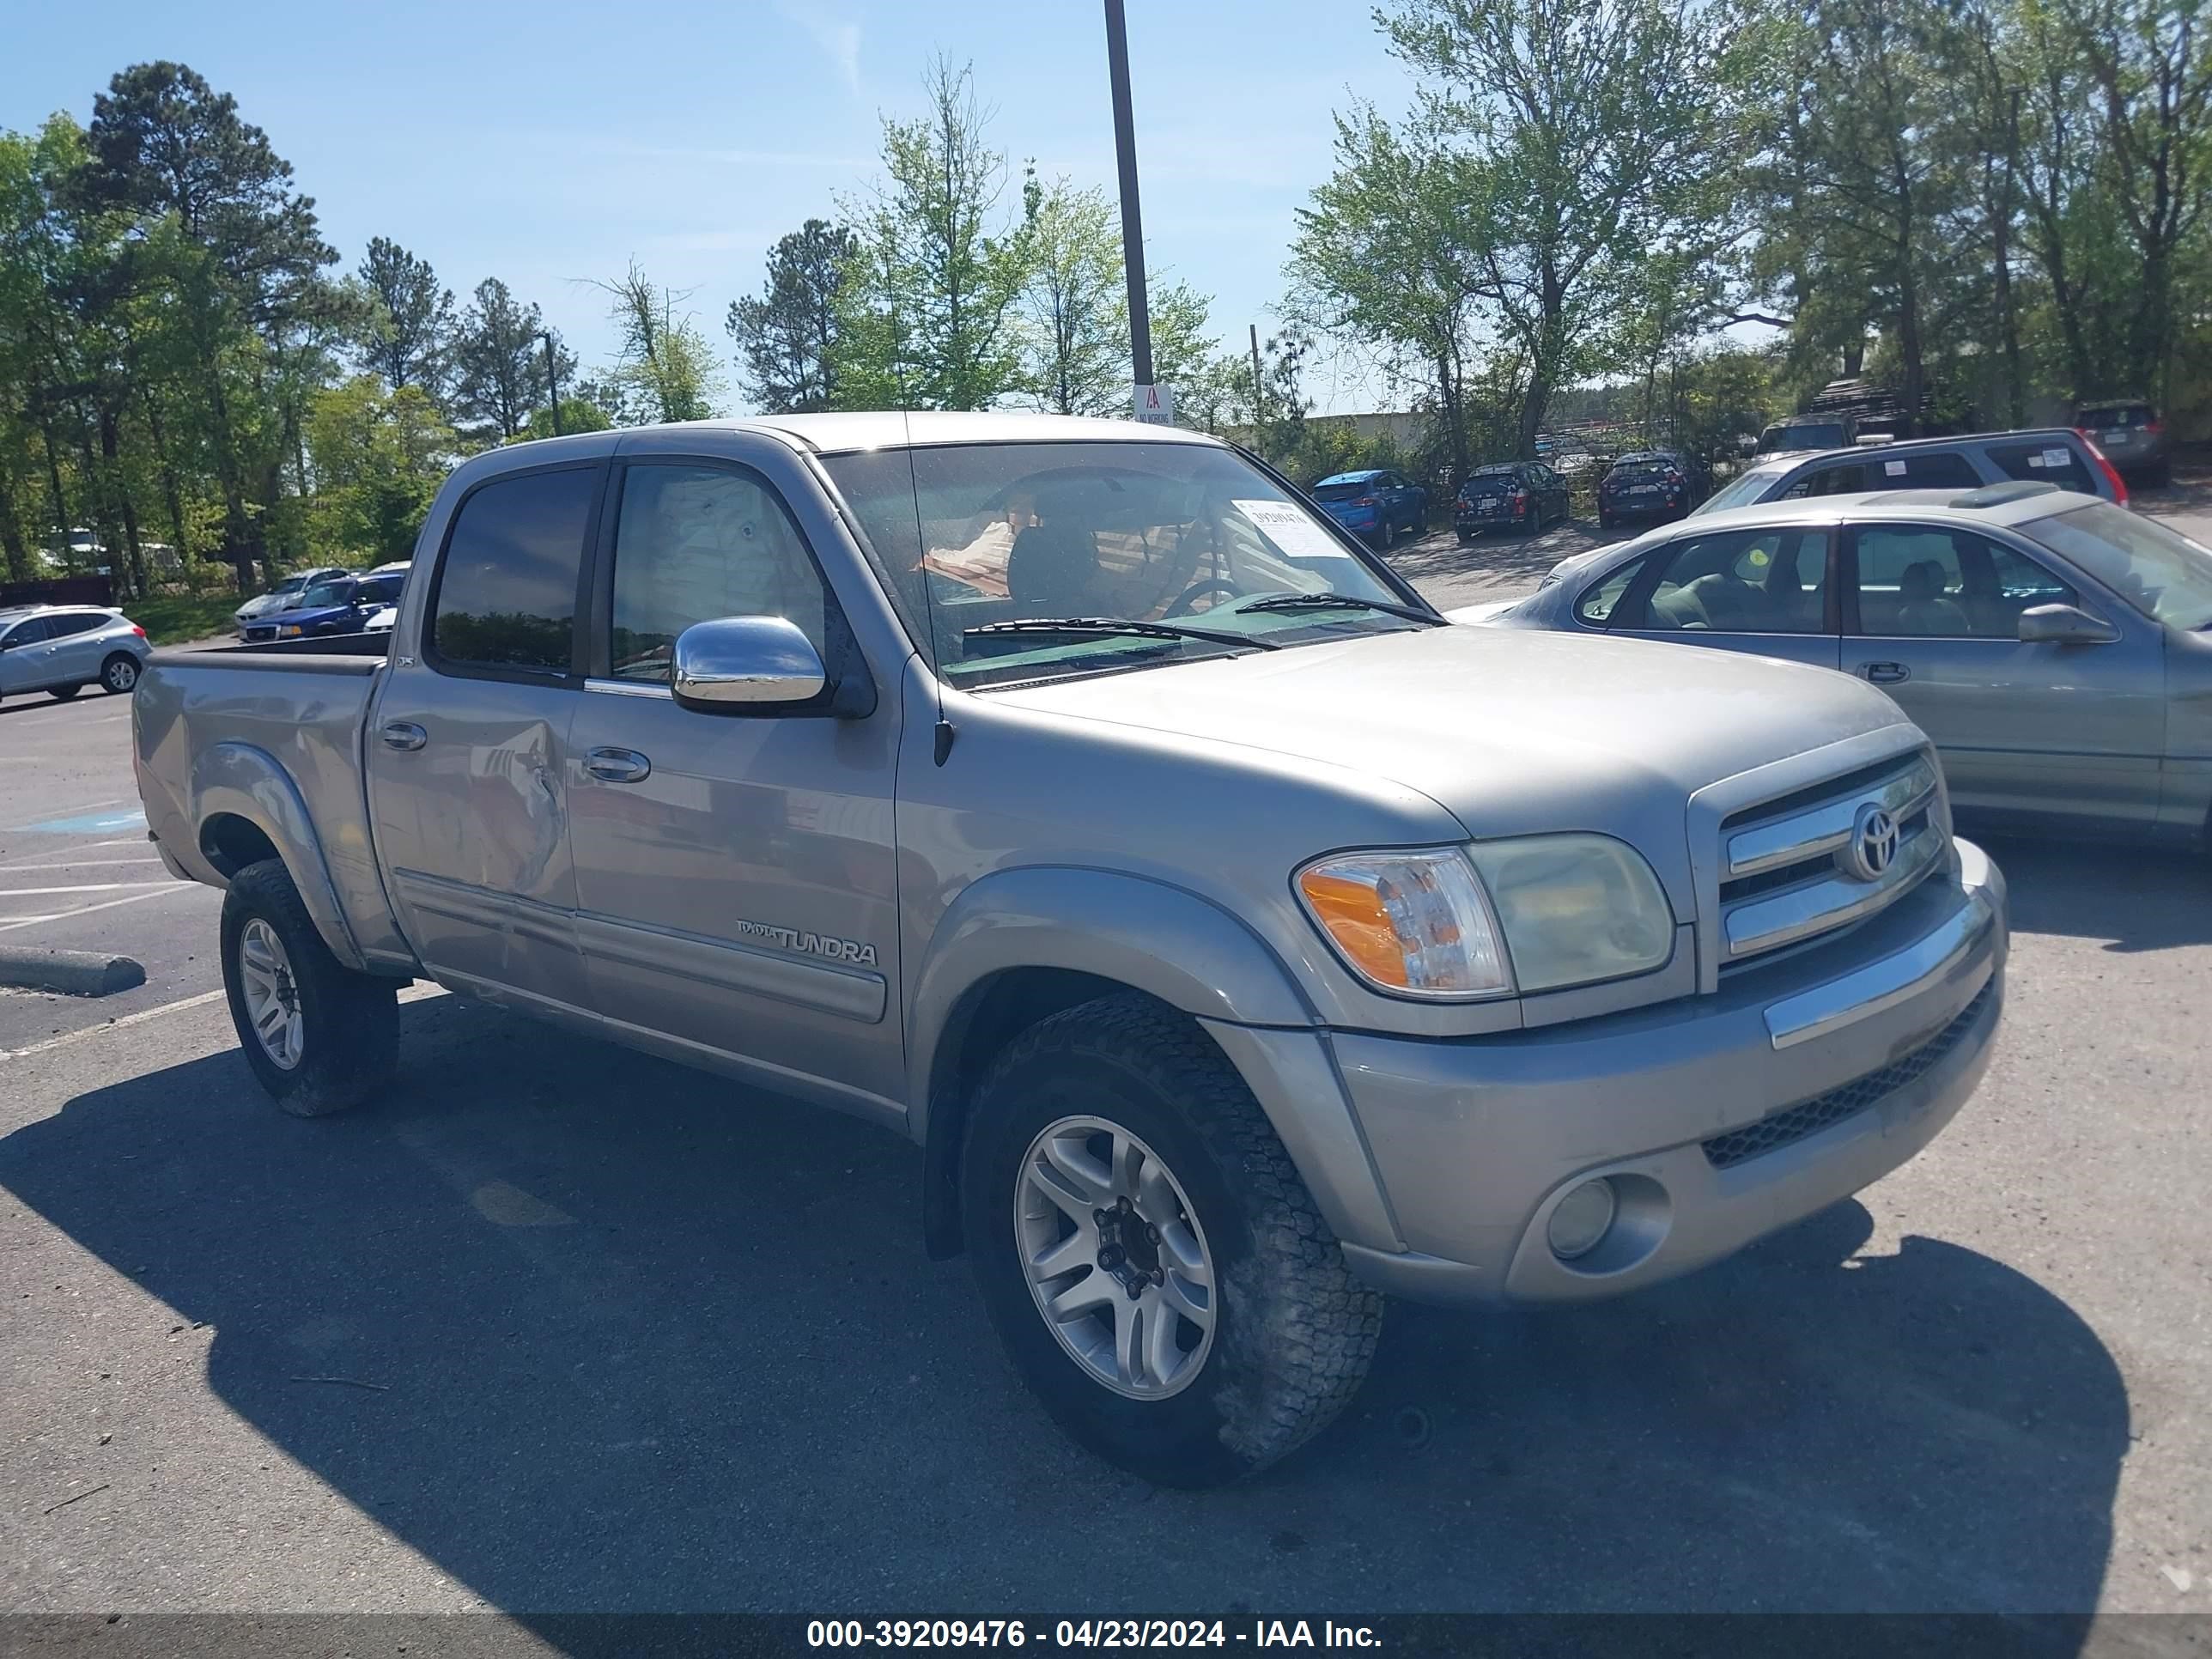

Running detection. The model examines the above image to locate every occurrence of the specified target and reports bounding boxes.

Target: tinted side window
[607,464,831,684]
[47,613,105,637]
[431,467,596,674]
[1871,451,1981,489]
[1575,557,1646,625]
[1850,526,2075,638]
[1988,442,2095,494]
[1625,528,1829,634]
[3,617,52,645]
[1783,462,1869,498]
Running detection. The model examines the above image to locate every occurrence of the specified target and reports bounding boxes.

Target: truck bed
[134,641,410,970]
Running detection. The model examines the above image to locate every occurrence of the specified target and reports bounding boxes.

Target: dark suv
[2073,399,2169,486]
[1692,428,2129,520]
[1597,451,1706,530]
[1454,462,1571,541]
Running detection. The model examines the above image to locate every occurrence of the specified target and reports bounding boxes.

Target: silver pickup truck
[134,413,2008,1484]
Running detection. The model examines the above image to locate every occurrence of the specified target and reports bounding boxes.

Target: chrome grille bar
[1725,757,1938,881]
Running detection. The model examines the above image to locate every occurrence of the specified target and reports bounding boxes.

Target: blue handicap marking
[10,807,148,836]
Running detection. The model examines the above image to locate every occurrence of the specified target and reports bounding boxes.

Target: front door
[0,616,57,692]
[1609,523,1841,670]
[1841,521,2166,830]
[564,453,906,1116]
[366,460,603,1018]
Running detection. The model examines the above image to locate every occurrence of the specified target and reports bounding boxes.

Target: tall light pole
[1103,0,1153,392]
[541,331,563,436]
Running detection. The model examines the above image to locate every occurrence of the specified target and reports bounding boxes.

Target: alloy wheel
[238,918,304,1069]
[1014,1115,1217,1400]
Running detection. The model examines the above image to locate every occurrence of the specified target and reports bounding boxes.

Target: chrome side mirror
[671,616,828,712]
[2018,604,2119,646]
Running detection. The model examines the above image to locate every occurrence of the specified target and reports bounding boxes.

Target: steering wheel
[1164,579,1244,617]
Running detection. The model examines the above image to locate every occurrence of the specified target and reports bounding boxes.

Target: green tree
[726,218,854,413]
[833,57,1031,410]
[82,61,337,590]
[356,235,453,397]
[592,259,726,423]
[452,277,571,442]
[1379,0,1735,455]
[305,374,453,562]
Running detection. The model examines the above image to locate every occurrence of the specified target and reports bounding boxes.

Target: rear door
[563,443,906,1112]
[1607,523,1841,668]
[46,612,111,682]
[1841,520,2165,829]
[365,460,604,1020]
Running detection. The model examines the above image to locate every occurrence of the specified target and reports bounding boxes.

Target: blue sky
[2,0,1417,414]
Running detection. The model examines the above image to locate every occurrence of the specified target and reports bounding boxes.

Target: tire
[2148,461,2172,489]
[47,684,82,701]
[100,653,139,695]
[220,858,398,1116]
[963,993,1382,1486]
[1456,529,1474,545]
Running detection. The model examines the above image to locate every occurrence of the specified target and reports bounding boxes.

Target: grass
[128,591,241,647]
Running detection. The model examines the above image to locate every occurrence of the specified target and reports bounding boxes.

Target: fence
[1,574,115,609]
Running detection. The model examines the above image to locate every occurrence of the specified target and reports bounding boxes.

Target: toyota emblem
[1844,804,1900,882]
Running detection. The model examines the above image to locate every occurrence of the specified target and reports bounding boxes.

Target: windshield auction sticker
[1235,499,1357,561]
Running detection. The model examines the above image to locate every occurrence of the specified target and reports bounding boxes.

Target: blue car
[242,571,406,643]
[1310,469,1428,546]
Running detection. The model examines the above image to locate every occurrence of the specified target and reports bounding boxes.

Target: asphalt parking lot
[0,486,2207,1626]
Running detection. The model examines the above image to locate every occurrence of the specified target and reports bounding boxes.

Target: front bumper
[1321,840,2007,1307]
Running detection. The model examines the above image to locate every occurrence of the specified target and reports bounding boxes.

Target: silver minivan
[0,604,152,702]
[1475,483,2212,844]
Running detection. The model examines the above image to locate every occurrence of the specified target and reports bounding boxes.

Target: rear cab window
[428,465,599,677]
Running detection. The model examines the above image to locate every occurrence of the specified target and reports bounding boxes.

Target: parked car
[362,604,398,634]
[233,566,351,636]
[1759,415,1857,454]
[0,603,150,702]
[1454,462,1571,541]
[1309,468,1427,545]
[1596,450,1706,530]
[1470,480,2212,844]
[136,412,2006,1485]
[240,571,408,642]
[1693,428,2129,519]
[364,559,413,578]
[2073,398,2169,486]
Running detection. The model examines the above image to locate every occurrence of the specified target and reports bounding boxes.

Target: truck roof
[547,411,1229,456]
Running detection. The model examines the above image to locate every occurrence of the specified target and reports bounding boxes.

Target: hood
[988,624,1911,852]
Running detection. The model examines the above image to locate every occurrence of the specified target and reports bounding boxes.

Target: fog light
[1547,1178,1617,1261]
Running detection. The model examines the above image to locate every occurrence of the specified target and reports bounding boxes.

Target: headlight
[1467,834,1674,993]
[1296,836,1673,1000]
[1296,849,1510,998]
[277,623,301,638]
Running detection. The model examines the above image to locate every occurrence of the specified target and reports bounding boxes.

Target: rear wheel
[963,993,1382,1486]
[221,859,398,1115]
[100,653,138,695]
[47,684,82,701]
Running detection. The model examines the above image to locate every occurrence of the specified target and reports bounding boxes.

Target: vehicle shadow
[0,997,2125,1619]
[1970,829,2212,952]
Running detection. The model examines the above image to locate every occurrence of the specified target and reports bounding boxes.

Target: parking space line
[0,981,448,1062]
[0,884,193,933]
[0,881,176,897]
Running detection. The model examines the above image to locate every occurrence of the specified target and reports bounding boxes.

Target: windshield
[298,580,355,608]
[819,441,1429,688]
[2018,503,2212,631]
[1691,465,1789,517]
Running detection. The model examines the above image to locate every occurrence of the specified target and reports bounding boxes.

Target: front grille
[1701,983,1992,1170]
[1714,752,1946,971]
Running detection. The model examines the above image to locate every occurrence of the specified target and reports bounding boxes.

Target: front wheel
[221,859,398,1115]
[100,653,139,694]
[963,994,1382,1486]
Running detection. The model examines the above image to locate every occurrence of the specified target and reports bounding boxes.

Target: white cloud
[775,1,862,98]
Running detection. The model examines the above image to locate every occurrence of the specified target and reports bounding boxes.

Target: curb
[0,946,148,998]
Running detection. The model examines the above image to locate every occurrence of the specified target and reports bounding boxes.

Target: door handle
[585,746,653,784]
[379,720,428,751]
[1861,662,1911,685]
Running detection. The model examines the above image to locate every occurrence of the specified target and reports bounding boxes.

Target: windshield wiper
[964,617,1281,651]
[1231,591,1442,625]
